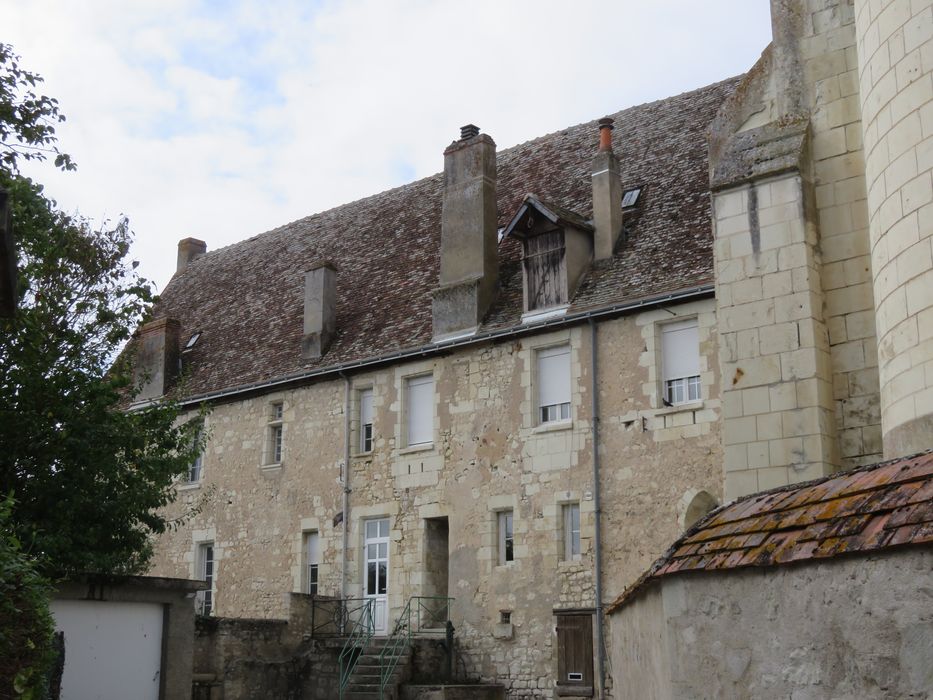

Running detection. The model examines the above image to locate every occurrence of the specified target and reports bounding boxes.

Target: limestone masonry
[138,1,933,697]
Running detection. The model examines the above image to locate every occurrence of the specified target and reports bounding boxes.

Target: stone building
[137,0,933,697]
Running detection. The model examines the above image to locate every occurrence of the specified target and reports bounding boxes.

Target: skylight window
[184,332,201,350]
[621,187,642,208]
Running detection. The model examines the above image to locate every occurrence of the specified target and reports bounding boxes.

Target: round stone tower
[856,0,933,457]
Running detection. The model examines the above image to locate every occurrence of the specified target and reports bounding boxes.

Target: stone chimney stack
[177,238,207,273]
[431,124,498,340]
[133,317,181,401]
[591,117,623,261]
[301,261,337,360]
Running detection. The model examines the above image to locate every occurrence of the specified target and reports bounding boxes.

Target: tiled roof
[154,77,740,400]
[607,451,933,614]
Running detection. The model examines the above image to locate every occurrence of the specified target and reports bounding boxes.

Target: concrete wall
[609,548,933,699]
[855,0,933,457]
[149,300,722,698]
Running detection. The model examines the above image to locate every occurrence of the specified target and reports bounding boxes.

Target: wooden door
[556,613,594,696]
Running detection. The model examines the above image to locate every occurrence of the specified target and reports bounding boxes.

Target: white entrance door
[364,518,390,634]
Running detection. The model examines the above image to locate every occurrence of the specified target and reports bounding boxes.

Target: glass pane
[368,543,377,559]
[572,505,580,530]
[379,519,389,537]
[505,537,513,562]
[366,521,377,539]
[378,542,387,558]
[367,562,376,594]
[378,563,387,594]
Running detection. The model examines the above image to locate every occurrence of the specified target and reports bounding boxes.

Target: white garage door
[51,599,164,700]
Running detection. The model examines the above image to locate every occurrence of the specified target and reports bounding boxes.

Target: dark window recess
[621,187,642,208]
[556,613,594,696]
[500,610,511,624]
[523,230,567,311]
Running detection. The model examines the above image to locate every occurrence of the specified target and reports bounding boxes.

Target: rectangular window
[196,543,214,616]
[359,388,374,453]
[661,319,701,405]
[187,452,203,483]
[305,531,319,596]
[498,510,514,564]
[538,345,571,424]
[266,402,284,465]
[406,375,433,446]
[563,503,581,561]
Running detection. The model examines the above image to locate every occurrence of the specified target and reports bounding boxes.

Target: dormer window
[524,230,567,312]
[503,195,594,319]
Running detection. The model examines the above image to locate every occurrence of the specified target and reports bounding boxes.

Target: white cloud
[2,0,773,292]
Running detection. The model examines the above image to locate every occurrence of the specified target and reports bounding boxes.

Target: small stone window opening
[538,345,571,424]
[305,531,319,596]
[523,230,567,312]
[500,610,511,624]
[359,388,374,453]
[562,503,581,561]
[266,402,284,465]
[498,510,514,564]
[661,319,701,406]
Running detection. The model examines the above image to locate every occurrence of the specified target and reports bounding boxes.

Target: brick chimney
[431,124,498,340]
[177,237,207,273]
[591,117,623,261]
[133,317,181,401]
[301,261,337,360]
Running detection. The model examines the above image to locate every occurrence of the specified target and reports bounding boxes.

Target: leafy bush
[0,497,54,700]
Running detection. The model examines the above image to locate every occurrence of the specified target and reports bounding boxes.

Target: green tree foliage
[0,43,205,577]
[0,497,55,700]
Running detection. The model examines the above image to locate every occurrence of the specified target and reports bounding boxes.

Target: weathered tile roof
[607,451,933,614]
[154,77,740,400]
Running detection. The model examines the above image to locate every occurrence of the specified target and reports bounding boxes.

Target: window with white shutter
[359,388,374,453]
[406,375,433,446]
[661,319,701,405]
[537,345,571,424]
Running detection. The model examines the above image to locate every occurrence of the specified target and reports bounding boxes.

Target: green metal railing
[338,598,375,699]
[378,596,452,698]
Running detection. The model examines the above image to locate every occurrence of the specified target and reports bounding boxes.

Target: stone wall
[609,548,933,699]
[149,299,722,698]
[855,0,933,457]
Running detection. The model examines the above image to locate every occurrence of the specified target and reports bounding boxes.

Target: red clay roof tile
[607,450,933,615]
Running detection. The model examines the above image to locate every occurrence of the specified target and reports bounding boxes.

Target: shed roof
[153,77,739,401]
[607,451,933,614]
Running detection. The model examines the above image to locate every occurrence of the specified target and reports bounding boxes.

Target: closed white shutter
[661,319,699,381]
[538,345,571,408]
[407,375,433,445]
[360,389,373,427]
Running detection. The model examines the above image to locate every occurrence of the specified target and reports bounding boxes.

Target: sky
[3,1,774,293]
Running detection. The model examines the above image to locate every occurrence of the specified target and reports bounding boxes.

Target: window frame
[405,374,434,448]
[305,531,320,596]
[497,510,514,565]
[660,318,701,406]
[358,388,374,454]
[537,344,572,425]
[562,503,581,561]
[265,401,284,466]
[196,542,215,616]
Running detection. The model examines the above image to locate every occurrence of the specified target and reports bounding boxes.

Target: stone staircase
[343,637,411,700]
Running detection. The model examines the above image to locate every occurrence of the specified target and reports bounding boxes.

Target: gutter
[339,372,351,601]
[589,318,606,698]
[175,284,714,409]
